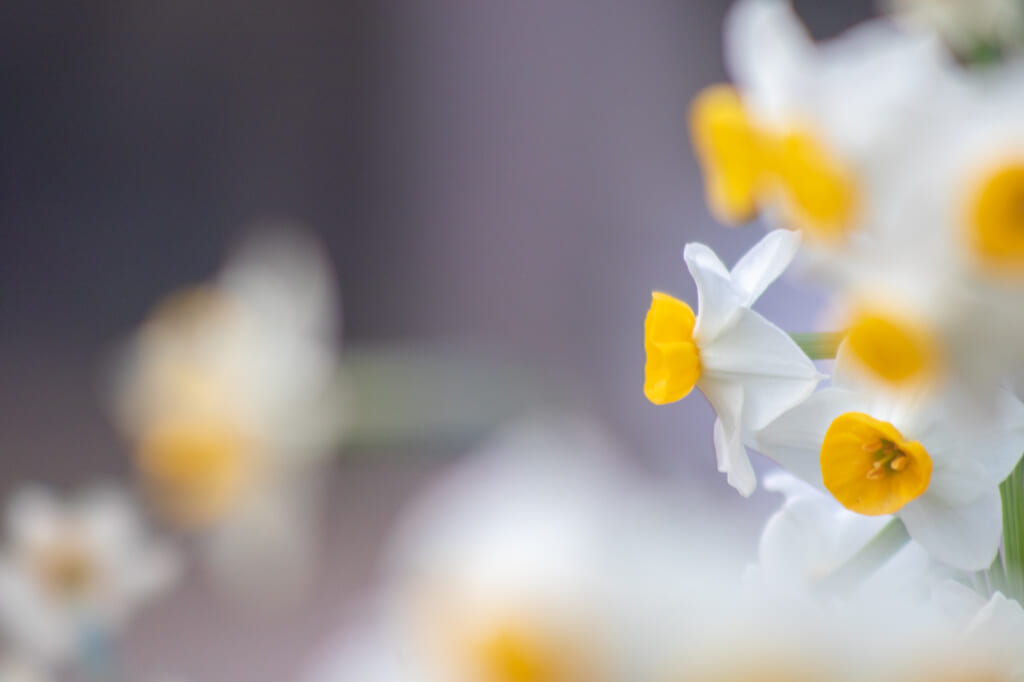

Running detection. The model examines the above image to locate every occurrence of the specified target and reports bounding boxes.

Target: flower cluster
[305,418,1024,682]
[647,0,1024,576]
[0,225,348,681]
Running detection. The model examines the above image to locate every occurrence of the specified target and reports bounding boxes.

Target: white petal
[220,223,339,340]
[715,417,756,497]
[899,490,1001,571]
[700,306,822,430]
[701,379,755,496]
[684,243,743,344]
[965,592,1024,655]
[6,488,61,549]
[729,229,801,306]
[918,389,1024,504]
[725,0,812,123]
[753,388,865,489]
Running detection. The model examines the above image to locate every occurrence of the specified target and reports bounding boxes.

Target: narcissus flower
[0,486,179,664]
[111,225,348,605]
[690,0,954,247]
[755,347,1024,570]
[644,229,822,496]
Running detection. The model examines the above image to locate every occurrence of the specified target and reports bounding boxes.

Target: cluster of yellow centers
[820,412,932,515]
[643,292,701,405]
[690,84,858,240]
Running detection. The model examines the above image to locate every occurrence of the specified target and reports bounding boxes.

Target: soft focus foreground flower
[644,229,821,495]
[0,486,178,664]
[755,347,1024,570]
[305,416,1024,682]
[0,657,50,682]
[111,225,347,605]
[376,415,757,682]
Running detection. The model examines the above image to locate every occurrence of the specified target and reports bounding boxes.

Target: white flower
[885,0,1024,54]
[0,657,51,682]
[644,228,822,495]
[755,347,1024,570]
[693,0,957,249]
[110,224,347,606]
[380,414,750,682]
[0,485,178,664]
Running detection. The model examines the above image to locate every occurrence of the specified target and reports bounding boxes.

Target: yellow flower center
[844,311,939,385]
[689,84,858,238]
[768,129,859,240]
[137,416,254,527]
[690,85,764,225]
[644,292,701,405]
[821,412,932,515]
[471,621,577,682]
[969,161,1024,273]
[33,542,96,601]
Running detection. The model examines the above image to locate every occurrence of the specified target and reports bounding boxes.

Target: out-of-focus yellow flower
[968,160,1024,273]
[690,83,859,239]
[844,309,942,387]
[111,225,348,606]
[689,85,764,225]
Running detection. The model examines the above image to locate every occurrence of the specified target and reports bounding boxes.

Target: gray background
[0,1,871,679]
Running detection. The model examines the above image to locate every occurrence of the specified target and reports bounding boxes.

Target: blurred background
[0,1,872,679]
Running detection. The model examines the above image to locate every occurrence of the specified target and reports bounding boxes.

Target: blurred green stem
[790,332,844,360]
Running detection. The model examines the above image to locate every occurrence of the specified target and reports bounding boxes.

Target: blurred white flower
[0,657,50,682]
[644,229,822,496]
[111,224,347,606]
[755,347,1024,570]
[305,416,1024,682]
[376,415,751,682]
[885,0,1024,54]
[693,0,956,248]
[0,485,178,664]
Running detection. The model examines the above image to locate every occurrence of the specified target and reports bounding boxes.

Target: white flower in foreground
[378,415,751,682]
[0,486,178,664]
[755,347,1024,570]
[0,657,51,682]
[644,229,821,495]
[307,417,1019,682]
[111,224,347,606]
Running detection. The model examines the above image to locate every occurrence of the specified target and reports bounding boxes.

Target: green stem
[816,518,910,596]
[988,548,1006,596]
[789,332,845,360]
[1000,457,1024,601]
